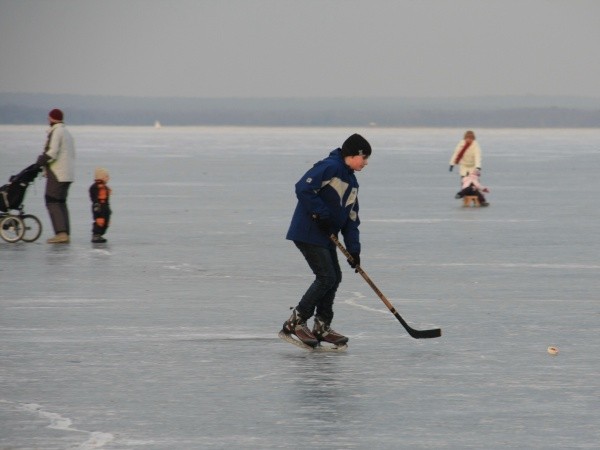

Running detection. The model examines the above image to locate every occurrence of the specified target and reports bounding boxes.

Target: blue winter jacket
[286,149,361,253]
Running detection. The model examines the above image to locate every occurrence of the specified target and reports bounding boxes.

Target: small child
[89,167,112,243]
[455,169,490,206]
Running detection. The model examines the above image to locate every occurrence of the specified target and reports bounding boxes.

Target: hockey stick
[330,234,441,339]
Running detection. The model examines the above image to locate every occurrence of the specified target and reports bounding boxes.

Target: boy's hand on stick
[311,213,332,234]
[347,252,360,272]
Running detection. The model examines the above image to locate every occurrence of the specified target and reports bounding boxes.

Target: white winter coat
[45,123,75,182]
[450,140,481,177]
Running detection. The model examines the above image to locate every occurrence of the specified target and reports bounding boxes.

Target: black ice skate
[312,316,349,345]
[281,308,318,348]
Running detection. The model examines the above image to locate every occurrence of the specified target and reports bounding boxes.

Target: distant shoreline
[1,93,599,128]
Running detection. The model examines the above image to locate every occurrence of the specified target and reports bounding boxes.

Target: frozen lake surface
[1,125,599,449]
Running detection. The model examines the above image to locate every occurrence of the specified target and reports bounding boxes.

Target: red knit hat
[48,109,64,121]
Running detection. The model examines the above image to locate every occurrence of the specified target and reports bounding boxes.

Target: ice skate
[312,316,349,345]
[281,308,318,348]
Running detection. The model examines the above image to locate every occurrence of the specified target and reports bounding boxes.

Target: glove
[36,153,51,167]
[449,165,453,172]
[347,252,360,272]
[311,213,332,234]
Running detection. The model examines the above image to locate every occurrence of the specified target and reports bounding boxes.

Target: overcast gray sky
[1,0,598,98]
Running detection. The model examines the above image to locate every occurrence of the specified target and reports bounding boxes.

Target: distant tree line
[1,94,599,127]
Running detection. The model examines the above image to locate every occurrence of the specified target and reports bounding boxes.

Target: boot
[92,234,107,243]
[312,316,348,345]
[47,232,69,244]
[282,308,318,347]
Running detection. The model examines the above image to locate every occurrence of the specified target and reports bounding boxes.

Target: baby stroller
[0,163,43,243]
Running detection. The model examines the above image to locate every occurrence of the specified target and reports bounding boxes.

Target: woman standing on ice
[281,134,371,348]
[35,108,76,244]
[449,130,482,178]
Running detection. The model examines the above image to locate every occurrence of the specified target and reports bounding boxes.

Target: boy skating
[281,134,372,347]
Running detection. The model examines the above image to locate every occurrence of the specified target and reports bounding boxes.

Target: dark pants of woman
[44,170,71,235]
[294,241,342,324]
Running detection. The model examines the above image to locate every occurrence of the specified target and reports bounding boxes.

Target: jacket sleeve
[341,198,361,254]
[45,127,63,162]
[89,184,98,202]
[449,141,463,165]
[294,162,336,219]
[474,142,482,168]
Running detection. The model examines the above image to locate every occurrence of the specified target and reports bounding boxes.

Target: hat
[341,134,372,157]
[94,167,110,181]
[49,109,64,121]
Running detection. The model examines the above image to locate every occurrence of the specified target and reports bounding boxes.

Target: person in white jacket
[36,109,76,243]
[449,130,482,177]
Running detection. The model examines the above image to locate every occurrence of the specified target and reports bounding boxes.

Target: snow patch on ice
[342,292,438,315]
[91,248,111,255]
[162,262,198,271]
[11,401,114,448]
[343,292,387,314]
[368,218,538,223]
[420,262,600,270]
[78,432,115,449]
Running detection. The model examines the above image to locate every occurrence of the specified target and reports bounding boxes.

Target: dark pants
[44,171,71,235]
[457,185,486,204]
[92,203,111,236]
[294,241,342,324]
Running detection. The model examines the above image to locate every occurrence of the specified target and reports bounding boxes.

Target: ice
[1,126,599,449]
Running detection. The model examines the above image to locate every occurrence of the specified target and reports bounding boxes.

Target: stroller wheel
[20,214,43,242]
[0,215,25,242]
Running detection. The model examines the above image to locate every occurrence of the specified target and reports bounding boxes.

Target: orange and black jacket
[89,180,111,209]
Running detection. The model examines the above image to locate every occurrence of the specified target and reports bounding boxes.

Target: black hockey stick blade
[330,234,441,339]
[391,310,441,339]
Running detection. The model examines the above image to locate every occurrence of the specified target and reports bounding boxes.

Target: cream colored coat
[45,123,76,182]
[450,140,481,177]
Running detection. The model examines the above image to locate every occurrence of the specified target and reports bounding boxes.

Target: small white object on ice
[547,346,559,355]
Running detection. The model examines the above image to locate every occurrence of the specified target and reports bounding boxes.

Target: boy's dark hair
[341,134,371,157]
